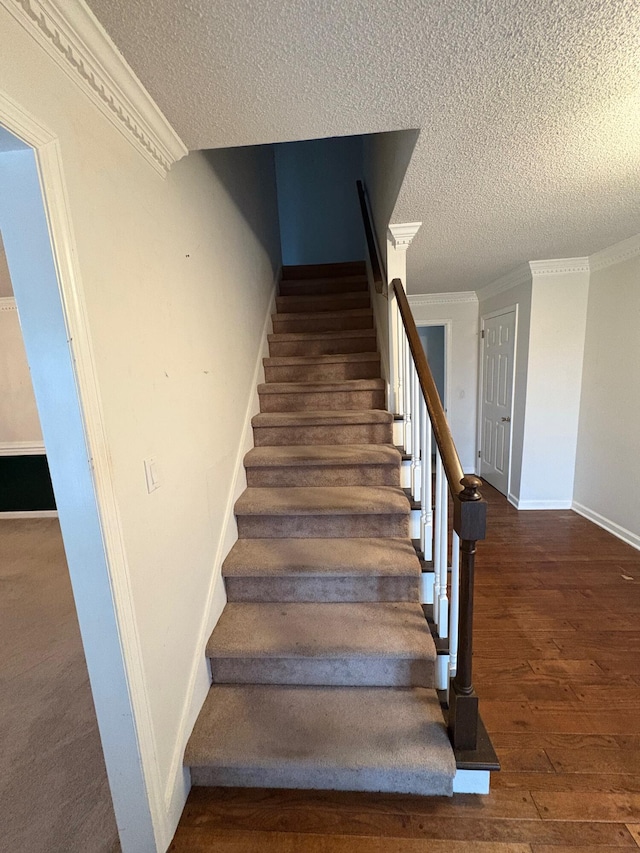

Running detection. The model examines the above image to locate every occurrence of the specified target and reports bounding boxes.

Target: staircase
[185,261,456,796]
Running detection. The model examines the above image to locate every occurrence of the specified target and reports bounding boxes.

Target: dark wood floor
[170,484,640,852]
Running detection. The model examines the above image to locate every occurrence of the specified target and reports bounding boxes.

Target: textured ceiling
[86,0,640,292]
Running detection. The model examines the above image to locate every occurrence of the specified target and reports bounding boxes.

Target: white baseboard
[510,496,573,510]
[0,510,58,519]
[572,501,640,552]
[453,769,491,794]
[0,441,46,456]
[163,276,279,828]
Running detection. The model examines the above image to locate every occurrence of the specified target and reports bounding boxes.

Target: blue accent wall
[275,136,365,265]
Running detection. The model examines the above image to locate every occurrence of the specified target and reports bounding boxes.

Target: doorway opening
[418,323,448,459]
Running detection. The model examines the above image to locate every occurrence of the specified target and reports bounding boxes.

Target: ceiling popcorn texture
[86,0,640,292]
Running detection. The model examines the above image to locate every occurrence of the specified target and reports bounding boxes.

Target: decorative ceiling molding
[529,257,590,276]
[476,263,531,300]
[0,296,17,311]
[2,0,188,176]
[408,291,478,306]
[589,232,640,272]
[389,222,422,251]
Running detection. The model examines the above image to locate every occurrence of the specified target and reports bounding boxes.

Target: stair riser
[246,465,400,488]
[236,514,409,539]
[279,278,368,296]
[190,764,452,795]
[268,336,377,357]
[276,294,370,313]
[283,262,366,280]
[253,423,393,446]
[272,315,373,334]
[209,658,434,688]
[259,389,385,412]
[224,576,420,603]
[264,360,381,382]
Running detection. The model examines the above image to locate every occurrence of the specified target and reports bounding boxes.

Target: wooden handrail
[356,180,385,293]
[392,278,465,497]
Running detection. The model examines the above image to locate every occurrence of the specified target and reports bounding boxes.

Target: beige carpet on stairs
[185,260,456,795]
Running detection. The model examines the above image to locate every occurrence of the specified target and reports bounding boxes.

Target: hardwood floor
[170,484,640,852]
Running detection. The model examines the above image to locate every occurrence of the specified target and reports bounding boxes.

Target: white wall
[519,268,589,508]
[0,298,43,446]
[0,5,281,849]
[573,240,640,549]
[407,295,479,473]
[275,135,364,265]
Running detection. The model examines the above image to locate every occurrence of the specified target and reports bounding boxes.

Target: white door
[480,310,515,495]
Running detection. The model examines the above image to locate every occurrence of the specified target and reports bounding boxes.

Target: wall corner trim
[2,0,188,176]
[388,221,422,251]
[407,291,478,306]
[475,263,531,300]
[589,232,640,272]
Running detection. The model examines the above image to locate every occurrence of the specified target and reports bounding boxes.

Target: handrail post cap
[459,475,482,502]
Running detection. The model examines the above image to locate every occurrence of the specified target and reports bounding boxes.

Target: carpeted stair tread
[207,602,435,662]
[258,378,385,395]
[263,352,380,368]
[235,486,409,517]
[282,261,366,279]
[267,328,377,356]
[252,410,392,428]
[222,537,420,577]
[244,445,400,468]
[268,329,377,343]
[186,684,455,795]
[273,308,373,323]
[279,276,368,296]
[275,292,371,313]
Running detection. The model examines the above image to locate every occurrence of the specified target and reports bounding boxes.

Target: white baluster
[411,363,421,501]
[433,450,443,629]
[438,468,449,640]
[403,329,412,454]
[420,396,433,562]
[449,530,460,678]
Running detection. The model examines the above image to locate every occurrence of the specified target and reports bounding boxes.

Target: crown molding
[389,221,422,251]
[0,296,17,310]
[2,0,188,176]
[529,257,589,276]
[589,232,640,272]
[476,263,531,300]
[0,440,46,455]
[408,291,478,306]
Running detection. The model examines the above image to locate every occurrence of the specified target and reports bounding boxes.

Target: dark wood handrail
[357,178,488,753]
[356,180,385,293]
[392,278,465,497]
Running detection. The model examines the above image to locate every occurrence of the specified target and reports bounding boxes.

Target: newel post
[449,475,486,751]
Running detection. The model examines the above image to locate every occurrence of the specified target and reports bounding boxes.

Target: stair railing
[357,179,487,752]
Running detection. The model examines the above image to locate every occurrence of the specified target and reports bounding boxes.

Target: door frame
[476,305,518,493]
[0,92,164,850]
[417,319,452,414]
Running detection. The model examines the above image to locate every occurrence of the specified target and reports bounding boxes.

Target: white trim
[388,221,422,250]
[589,232,640,272]
[507,491,519,509]
[453,769,491,794]
[572,501,640,552]
[408,291,478,306]
[476,263,531,300]
[529,257,590,276]
[512,498,573,510]
[0,295,17,310]
[0,93,164,849]
[1,0,187,176]
[163,277,280,822]
[0,440,46,455]
[0,509,57,518]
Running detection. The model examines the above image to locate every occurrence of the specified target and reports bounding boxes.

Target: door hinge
[481,329,485,339]
[478,450,481,458]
